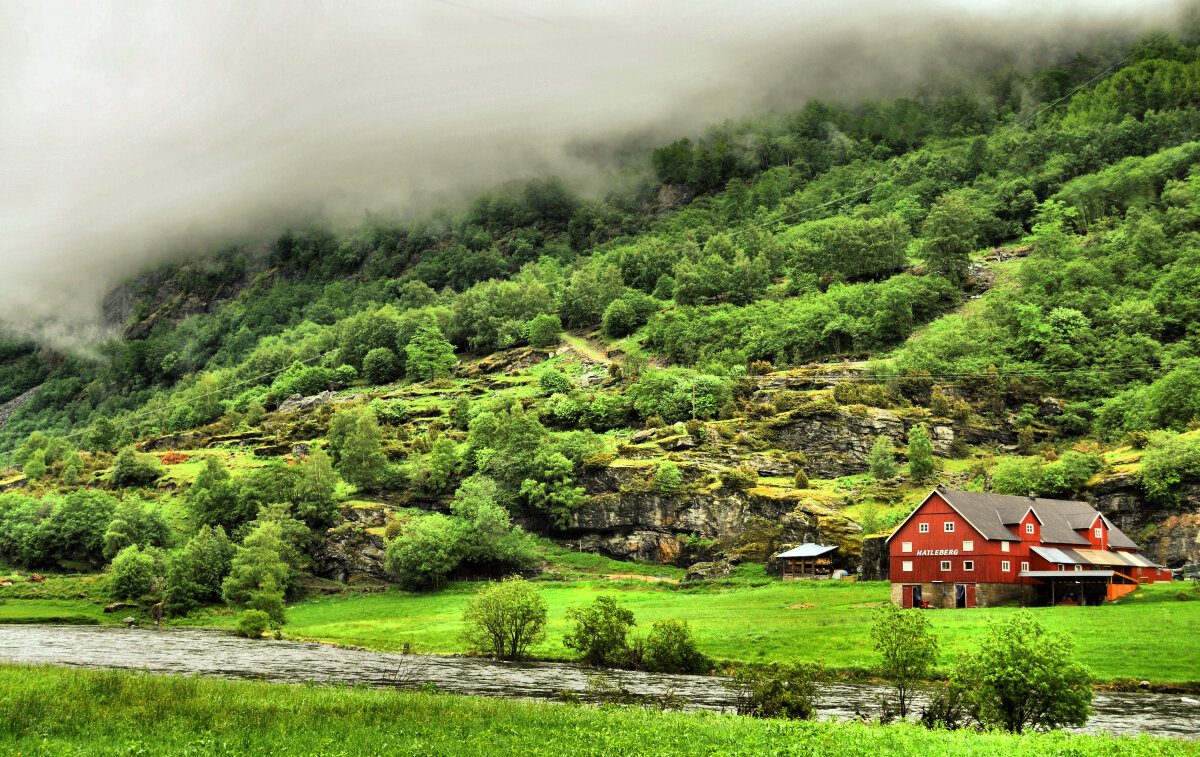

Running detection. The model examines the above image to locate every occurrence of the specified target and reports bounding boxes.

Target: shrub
[22,450,46,481]
[952,400,972,422]
[1138,432,1200,506]
[539,369,573,396]
[731,662,824,719]
[793,469,809,489]
[246,574,286,627]
[110,544,157,600]
[684,419,705,439]
[563,595,636,667]
[868,435,898,479]
[872,602,938,718]
[930,385,951,416]
[460,577,547,661]
[947,438,971,459]
[525,313,563,348]
[363,347,401,385]
[1017,426,1035,454]
[642,618,708,674]
[720,464,758,491]
[333,364,358,385]
[369,398,410,425]
[602,299,639,338]
[110,448,164,488]
[235,609,272,639]
[384,513,462,590]
[656,462,682,494]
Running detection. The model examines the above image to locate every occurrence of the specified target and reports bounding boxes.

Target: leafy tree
[221,521,291,608]
[871,601,939,718]
[109,544,158,600]
[102,497,171,560]
[602,299,639,338]
[246,572,286,627]
[328,406,387,490]
[38,490,117,566]
[955,612,1093,733]
[907,425,935,482]
[642,618,709,674]
[109,448,163,488]
[524,313,562,348]
[450,396,472,430]
[186,455,249,533]
[919,194,978,285]
[423,436,460,494]
[384,513,462,591]
[868,435,898,479]
[405,319,456,381]
[930,386,951,416]
[656,461,682,494]
[235,609,271,638]
[89,417,118,452]
[449,475,537,574]
[293,446,339,527]
[333,364,358,385]
[22,449,45,481]
[519,448,587,526]
[563,595,636,667]
[460,577,548,661]
[362,347,400,384]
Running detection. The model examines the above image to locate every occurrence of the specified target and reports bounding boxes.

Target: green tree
[246,572,286,627]
[601,298,638,338]
[563,595,636,667]
[109,544,157,600]
[642,618,709,674]
[424,437,460,494]
[89,417,118,452]
[450,475,537,574]
[907,425,935,482]
[405,319,456,381]
[328,406,387,490]
[460,577,548,661]
[871,602,939,718]
[110,448,164,488]
[919,194,978,285]
[656,461,682,494]
[868,435,898,479]
[102,497,171,560]
[538,369,572,396]
[362,347,400,384]
[955,612,1093,733]
[186,455,248,533]
[293,447,339,527]
[384,513,462,591]
[235,609,271,638]
[930,386,951,416]
[221,521,291,608]
[22,449,45,481]
[524,313,562,348]
[518,449,587,526]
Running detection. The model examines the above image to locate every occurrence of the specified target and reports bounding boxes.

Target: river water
[1,624,1197,739]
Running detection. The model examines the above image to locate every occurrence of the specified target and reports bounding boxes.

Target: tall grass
[1,664,1195,756]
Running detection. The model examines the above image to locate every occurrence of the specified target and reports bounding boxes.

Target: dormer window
[1094,527,1102,539]
[1025,523,1034,534]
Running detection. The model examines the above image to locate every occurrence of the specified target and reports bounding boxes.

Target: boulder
[122,616,137,627]
[291,442,311,457]
[277,390,336,415]
[1039,397,1064,418]
[630,429,655,444]
[684,560,733,582]
[104,602,139,614]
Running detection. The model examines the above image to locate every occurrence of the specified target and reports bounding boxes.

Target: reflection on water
[0,624,1196,739]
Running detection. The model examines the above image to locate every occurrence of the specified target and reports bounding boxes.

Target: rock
[1039,397,1064,418]
[291,442,311,457]
[315,522,389,583]
[685,560,733,582]
[657,435,698,451]
[104,602,139,614]
[122,616,137,627]
[630,429,655,444]
[748,454,790,477]
[578,371,606,388]
[277,390,336,415]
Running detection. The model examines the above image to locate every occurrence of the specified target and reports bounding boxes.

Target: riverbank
[1,664,1197,756]
[4,569,1199,685]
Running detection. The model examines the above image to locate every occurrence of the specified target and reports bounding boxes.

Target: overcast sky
[0,0,1188,342]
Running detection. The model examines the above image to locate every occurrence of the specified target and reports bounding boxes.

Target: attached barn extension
[887,487,1170,609]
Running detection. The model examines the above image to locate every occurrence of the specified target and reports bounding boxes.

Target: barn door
[965,584,977,608]
[955,584,966,609]
[902,585,918,609]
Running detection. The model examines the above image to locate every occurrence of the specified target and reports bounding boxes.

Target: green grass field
[4,566,1198,683]
[2,664,1195,757]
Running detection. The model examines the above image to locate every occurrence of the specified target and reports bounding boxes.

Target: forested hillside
[3,32,1200,607]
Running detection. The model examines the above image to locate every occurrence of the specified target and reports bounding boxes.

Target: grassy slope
[3,664,1196,757]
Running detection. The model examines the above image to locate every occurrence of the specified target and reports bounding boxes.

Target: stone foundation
[890,581,1033,608]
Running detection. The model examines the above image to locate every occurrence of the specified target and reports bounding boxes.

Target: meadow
[2,664,1196,757]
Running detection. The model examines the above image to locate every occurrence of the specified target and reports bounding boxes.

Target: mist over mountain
[0,0,1190,341]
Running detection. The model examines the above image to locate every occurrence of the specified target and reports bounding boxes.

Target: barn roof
[775,544,838,558]
[887,489,1143,552]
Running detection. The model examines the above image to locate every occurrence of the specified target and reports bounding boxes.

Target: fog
[0,1,1190,342]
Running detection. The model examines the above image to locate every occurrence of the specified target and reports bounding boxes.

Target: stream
[1,624,1197,739]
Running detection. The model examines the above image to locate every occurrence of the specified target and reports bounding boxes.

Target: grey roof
[1031,546,1079,564]
[1019,570,1116,579]
[898,489,1144,552]
[775,544,838,558]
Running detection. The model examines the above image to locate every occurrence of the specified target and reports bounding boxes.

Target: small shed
[775,544,838,581]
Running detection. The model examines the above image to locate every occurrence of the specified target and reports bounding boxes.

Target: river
[1,624,1197,739]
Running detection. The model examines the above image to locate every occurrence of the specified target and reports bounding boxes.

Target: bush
[731,662,825,719]
[872,601,939,718]
[602,299,639,338]
[719,464,758,491]
[656,462,682,494]
[384,513,462,590]
[235,609,272,638]
[563,595,636,667]
[110,448,163,488]
[363,347,401,385]
[460,577,547,661]
[109,544,157,600]
[525,313,563,348]
[793,469,809,489]
[369,398,410,425]
[538,369,573,396]
[333,364,358,385]
[684,419,705,439]
[1138,432,1200,506]
[642,618,709,674]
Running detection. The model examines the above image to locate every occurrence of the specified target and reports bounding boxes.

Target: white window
[1094,527,1102,539]
[902,542,912,553]
[1074,564,1082,572]
[902,561,913,572]
[1058,564,1065,571]
[962,540,974,552]
[1025,523,1034,534]
[940,560,952,571]
[919,523,929,534]
[944,521,955,533]
[1001,541,1010,552]
[963,560,974,571]
[1020,562,1029,572]
[1001,560,1010,572]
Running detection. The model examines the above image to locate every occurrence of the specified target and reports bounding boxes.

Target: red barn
[886,488,1170,608]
